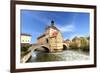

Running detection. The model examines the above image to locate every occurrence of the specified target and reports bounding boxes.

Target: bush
[21,45,30,52]
[69,37,89,52]
[80,37,89,52]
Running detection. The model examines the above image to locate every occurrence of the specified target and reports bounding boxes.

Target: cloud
[56,24,75,33]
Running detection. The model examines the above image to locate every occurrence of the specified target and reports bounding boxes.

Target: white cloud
[56,24,75,33]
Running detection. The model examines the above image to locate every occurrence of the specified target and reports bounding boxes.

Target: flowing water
[28,50,89,62]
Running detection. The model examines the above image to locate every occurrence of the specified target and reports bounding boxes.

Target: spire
[51,20,54,26]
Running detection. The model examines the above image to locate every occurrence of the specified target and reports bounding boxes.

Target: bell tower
[51,20,55,26]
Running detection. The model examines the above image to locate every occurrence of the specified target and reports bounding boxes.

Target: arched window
[46,38,49,43]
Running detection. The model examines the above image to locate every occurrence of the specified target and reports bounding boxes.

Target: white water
[28,50,89,62]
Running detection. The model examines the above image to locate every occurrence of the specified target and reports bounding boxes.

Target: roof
[45,21,60,31]
[21,33,32,36]
[37,21,60,39]
[65,39,70,41]
[46,25,59,31]
[37,33,46,39]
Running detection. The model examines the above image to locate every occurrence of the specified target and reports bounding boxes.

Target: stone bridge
[21,43,69,63]
[28,44,50,52]
[28,43,69,52]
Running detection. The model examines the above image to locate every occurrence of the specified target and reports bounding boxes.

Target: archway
[33,46,49,52]
[63,44,67,50]
[34,48,39,51]
[41,46,49,52]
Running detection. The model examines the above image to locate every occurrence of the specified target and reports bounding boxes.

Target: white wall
[0,0,100,73]
[21,35,31,43]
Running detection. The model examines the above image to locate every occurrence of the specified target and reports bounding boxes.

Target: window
[46,38,49,43]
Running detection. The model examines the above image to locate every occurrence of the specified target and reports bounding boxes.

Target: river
[27,50,89,62]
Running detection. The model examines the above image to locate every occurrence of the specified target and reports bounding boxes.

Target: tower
[51,20,55,26]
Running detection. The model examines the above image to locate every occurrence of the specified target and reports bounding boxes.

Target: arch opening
[41,46,49,52]
[34,48,38,51]
[63,44,67,50]
[33,46,49,52]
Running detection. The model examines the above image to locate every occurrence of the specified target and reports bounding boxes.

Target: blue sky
[21,10,90,43]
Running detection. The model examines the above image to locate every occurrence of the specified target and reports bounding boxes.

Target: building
[21,33,32,46]
[37,21,63,52]
[72,36,81,48]
[64,39,71,48]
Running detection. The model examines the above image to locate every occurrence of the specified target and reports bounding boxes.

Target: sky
[21,10,90,43]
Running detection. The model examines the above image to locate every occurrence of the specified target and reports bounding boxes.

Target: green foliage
[69,36,89,52]
[80,37,89,52]
[21,45,30,52]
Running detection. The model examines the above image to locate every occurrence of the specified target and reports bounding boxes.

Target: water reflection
[28,50,89,62]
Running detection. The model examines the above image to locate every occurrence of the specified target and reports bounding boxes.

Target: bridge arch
[33,45,50,52]
[41,46,49,52]
[63,43,68,50]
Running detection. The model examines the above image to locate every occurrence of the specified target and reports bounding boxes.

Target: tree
[80,37,89,52]
[70,36,81,50]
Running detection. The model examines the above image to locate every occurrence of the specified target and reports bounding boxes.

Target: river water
[28,50,89,62]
